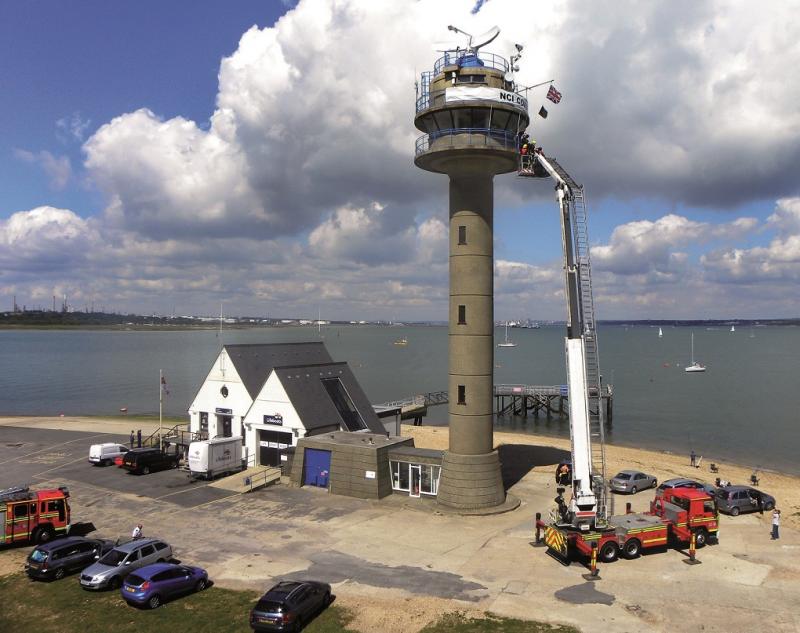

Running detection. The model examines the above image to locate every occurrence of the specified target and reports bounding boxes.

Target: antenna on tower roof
[446,24,500,54]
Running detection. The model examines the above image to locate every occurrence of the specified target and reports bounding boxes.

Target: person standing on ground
[772,509,781,540]
[690,450,697,468]
[132,524,143,540]
[129,430,135,448]
[137,429,142,448]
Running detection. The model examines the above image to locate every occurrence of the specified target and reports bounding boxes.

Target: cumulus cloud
[14,149,72,190]
[4,0,800,318]
[591,213,757,276]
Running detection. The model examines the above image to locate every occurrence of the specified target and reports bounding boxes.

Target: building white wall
[242,373,305,459]
[187,348,254,441]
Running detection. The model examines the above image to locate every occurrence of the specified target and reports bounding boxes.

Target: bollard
[626,502,632,514]
[582,541,601,580]
[535,512,541,543]
[684,531,702,565]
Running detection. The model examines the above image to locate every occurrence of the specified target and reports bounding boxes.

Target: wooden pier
[374,384,613,426]
[494,384,613,424]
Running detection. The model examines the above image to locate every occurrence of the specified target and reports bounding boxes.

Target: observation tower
[414,27,529,510]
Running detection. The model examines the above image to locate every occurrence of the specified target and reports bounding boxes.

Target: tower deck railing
[415,128,518,155]
[433,51,509,75]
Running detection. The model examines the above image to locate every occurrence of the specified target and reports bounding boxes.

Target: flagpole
[159,369,163,452]
[519,79,556,94]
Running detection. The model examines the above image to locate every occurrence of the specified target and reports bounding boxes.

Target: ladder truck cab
[0,485,71,545]
[522,149,719,565]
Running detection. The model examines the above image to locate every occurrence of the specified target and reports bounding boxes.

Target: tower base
[436,450,505,510]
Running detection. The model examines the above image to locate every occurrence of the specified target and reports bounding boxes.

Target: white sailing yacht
[730,325,735,333]
[658,327,663,338]
[684,332,706,373]
[497,321,517,348]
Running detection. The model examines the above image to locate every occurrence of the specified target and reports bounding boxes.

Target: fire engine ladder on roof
[518,156,609,521]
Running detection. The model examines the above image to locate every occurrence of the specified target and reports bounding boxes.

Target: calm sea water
[0,325,798,474]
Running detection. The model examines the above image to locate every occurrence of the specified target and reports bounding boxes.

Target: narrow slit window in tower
[458,305,466,324]
[458,225,467,244]
[457,385,466,405]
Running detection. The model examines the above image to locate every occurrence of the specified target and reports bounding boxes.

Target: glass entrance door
[410,465,421,498]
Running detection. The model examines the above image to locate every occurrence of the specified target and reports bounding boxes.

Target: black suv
[25,536,114,581]
[121,448,180,474]
[250,580,331,632]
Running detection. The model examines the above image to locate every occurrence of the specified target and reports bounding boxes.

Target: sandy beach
[1,415,796,531]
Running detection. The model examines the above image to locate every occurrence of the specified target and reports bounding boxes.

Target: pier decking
[374,384,613,426]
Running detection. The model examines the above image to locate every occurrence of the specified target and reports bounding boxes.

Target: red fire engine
[1,485,71,545]
[542,487,719,563]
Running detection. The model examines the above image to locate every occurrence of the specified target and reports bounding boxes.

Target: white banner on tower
[445,86,528,111]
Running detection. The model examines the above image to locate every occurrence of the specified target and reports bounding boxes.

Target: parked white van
[88,443,129,466]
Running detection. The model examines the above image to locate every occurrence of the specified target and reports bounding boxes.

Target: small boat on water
[658,327,663,338]
[393,338,408,346]
[497,322,516,348]
[730,325,735,333]
[685,332,706,373]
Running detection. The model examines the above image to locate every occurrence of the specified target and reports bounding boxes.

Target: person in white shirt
[132,524,143,540]
[771,509,780,540]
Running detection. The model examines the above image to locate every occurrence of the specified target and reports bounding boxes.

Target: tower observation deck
[414,35,529,510]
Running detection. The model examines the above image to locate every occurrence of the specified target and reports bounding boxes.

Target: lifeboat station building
[187,342,445,501]
[188,343,387,467]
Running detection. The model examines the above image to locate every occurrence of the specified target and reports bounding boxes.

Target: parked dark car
[716,485,776,516]
[121,448,180,474]
[656,478,716,497]
[26,536,115,581]
[250,580,332,632]
[121,562,208,609]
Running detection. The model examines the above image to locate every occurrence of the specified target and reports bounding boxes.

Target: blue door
[303,449,332,487]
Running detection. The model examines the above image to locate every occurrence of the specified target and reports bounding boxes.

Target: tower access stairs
[518,154,608,521]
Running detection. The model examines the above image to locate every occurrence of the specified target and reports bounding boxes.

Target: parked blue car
[121,562,208,609]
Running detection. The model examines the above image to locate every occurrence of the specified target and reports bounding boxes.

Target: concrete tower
[414,31,529,509]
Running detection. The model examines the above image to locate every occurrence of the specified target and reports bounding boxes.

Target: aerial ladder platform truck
[521,152,719,565]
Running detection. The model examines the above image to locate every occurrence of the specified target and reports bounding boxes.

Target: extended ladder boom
[521,152,607,528]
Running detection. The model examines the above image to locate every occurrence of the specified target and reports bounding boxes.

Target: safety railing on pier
[415,128,518,155]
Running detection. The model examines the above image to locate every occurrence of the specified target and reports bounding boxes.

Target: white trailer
[187,436,244,480]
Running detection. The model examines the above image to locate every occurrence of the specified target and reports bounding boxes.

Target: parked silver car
[79,538,172,590]
[656,477,716,497]
[715,485,775,516]
[609,470,657,494]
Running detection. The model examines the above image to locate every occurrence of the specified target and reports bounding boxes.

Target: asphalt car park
[0,426,235,508]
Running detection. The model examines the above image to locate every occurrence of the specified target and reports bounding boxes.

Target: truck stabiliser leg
[683,532,702,566]
[582,541,601,581]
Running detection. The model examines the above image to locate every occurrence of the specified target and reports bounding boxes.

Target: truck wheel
[694,528,708,548]
[730,506,740,516]
[599,541,619,563]
[34,526,55,544]
[623,539,641,559]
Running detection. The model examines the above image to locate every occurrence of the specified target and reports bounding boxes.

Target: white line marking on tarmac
[30,455,91,478]
[0,432,113,465]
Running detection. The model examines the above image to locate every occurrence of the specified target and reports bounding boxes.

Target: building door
[258,430,293,467]
[303,449,332,487]
[410,465,421,498]
[218,415,232,437]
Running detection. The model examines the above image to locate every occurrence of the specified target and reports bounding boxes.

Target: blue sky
[1,1,798,320]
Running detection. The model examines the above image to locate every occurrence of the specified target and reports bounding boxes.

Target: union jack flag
[547,85,562,104]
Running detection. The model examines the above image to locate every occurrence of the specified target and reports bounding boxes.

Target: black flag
[538,106,548,119]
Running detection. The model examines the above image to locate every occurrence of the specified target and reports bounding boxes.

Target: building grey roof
[223,343,332,399]
[275,362,385,434]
